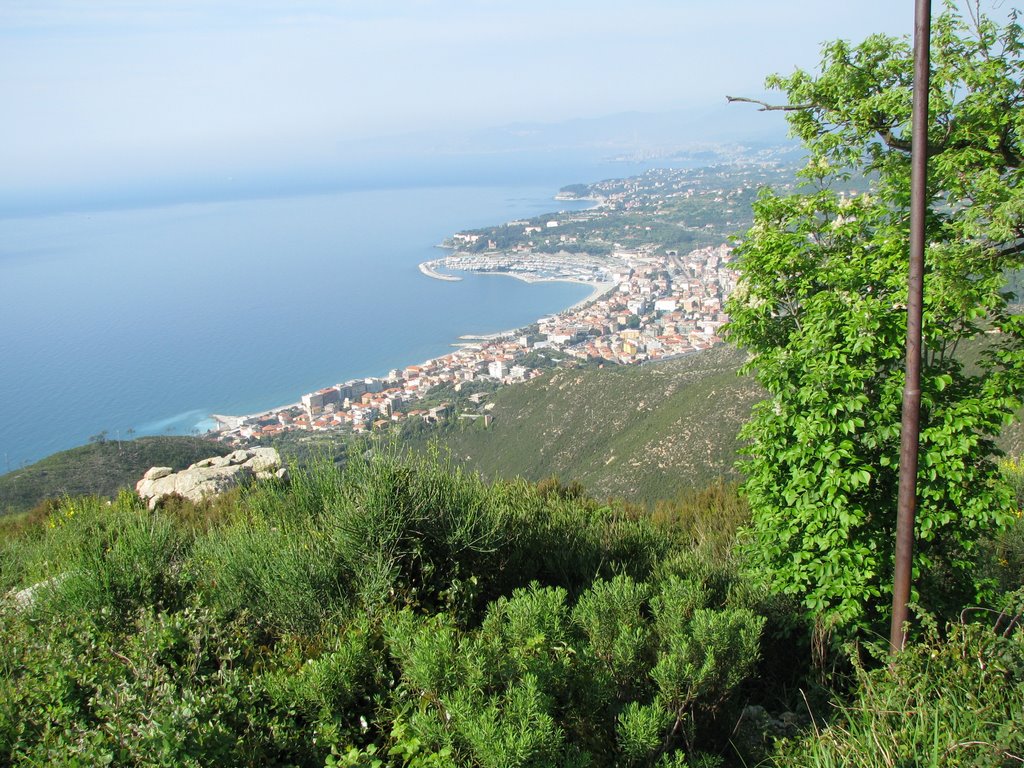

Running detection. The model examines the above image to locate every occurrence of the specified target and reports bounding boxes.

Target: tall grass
[774,607,1024,767]
[188,512,346,636]
[649,480,750,559]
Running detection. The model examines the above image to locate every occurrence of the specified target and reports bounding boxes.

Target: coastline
[210,401,301,431]
[453,271,616,317]
[207,184,618,432]
[207,269,617,429]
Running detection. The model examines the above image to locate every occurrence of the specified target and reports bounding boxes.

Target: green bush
[0,603,266,767]
[258,616,390,762]
[188,511,345,637]
[323,446,504,619]
[650,481,749,558]
[381,575,768,767]
[0,448,778,767]
[572,575,655,703]
[31,492,190,625]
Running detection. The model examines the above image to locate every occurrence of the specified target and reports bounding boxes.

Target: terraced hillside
[409,345,762,503]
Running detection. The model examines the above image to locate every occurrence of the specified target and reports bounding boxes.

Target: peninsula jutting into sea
[210,155,798,444]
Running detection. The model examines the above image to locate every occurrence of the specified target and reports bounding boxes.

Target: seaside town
[210,158,799,445]
[212,241,736,444]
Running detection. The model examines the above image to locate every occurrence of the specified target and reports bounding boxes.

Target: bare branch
[725,95,814,112]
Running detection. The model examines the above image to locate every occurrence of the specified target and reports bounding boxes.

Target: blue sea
[0,161,652,471]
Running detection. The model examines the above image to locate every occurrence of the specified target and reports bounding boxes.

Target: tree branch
[725,96,814,112]
[994,238,1024,261]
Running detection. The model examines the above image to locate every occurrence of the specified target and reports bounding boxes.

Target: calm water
[0,182,600,470]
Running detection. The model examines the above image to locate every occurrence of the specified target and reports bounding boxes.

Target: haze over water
[0,161,649,471]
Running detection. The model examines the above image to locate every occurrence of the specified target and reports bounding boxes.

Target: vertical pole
[890,0,932,655]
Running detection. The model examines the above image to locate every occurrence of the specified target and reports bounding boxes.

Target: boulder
[247,446,281,472]
[136,446,284,509]
[174,464,254,500]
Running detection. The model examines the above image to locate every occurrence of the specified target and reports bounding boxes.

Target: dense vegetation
[0,449,776,766]
[725,4,1024,632]
[1,450,1021,766]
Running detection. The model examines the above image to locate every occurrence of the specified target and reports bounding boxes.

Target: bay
[0,181,601,471]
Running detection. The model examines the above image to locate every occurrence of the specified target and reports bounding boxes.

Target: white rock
[245,447,282,473]
[136,447,284,509]
[178,465,253,499]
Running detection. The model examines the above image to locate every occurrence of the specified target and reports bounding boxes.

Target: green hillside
[404,345,762,503]
[0,436,231,516]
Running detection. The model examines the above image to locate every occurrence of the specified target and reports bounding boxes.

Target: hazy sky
[1,1,919,202]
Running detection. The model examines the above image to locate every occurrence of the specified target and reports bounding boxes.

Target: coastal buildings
[213,240,738,445]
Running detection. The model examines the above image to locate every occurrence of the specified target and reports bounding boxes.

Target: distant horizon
[0,105,798,217]
[1,0,920,208]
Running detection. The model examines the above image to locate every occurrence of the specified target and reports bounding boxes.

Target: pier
[418,260,462,282]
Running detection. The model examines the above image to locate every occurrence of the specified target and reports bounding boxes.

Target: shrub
[650,481,749,558]
[258,616,390,761]
[0,603,267,767]
[0,448,777,767]
[572,575,655,703]
[30,492,190,625]
[188,511,345,637]
[323,446,503,619]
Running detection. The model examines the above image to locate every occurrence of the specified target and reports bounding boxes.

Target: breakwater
[418,260,461,281]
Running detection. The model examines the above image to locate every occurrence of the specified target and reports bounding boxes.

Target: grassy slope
[406,339,1024,505]
[406,345,763,503]
[0,436,231,516]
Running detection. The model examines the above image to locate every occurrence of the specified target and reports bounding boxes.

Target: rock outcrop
[136,447,287,509]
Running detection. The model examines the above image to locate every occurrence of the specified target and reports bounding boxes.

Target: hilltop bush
[0,449,788,766]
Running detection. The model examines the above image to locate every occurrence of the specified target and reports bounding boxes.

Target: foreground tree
[725,3,1024,631]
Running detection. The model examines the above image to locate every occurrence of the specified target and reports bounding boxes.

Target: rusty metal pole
[890,0,931,655]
